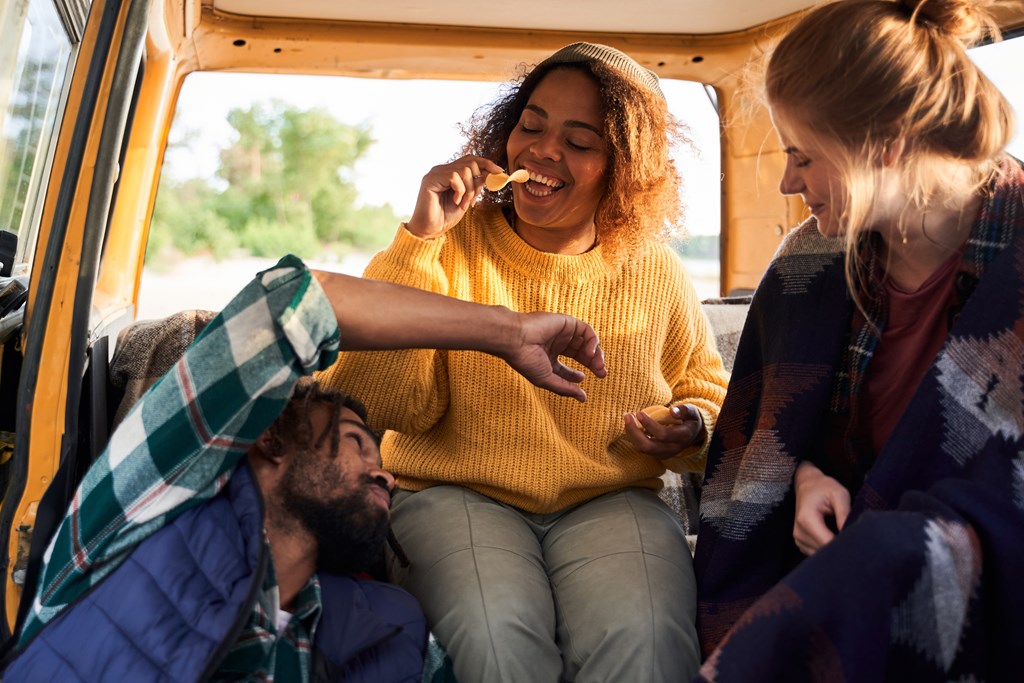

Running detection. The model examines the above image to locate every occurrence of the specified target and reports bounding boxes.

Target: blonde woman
[695,0,1023,680]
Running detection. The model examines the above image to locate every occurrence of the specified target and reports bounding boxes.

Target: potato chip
[485,169,529,191]
[640,405,673,423]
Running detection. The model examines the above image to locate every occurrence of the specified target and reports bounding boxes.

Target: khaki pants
[388,486,699,683]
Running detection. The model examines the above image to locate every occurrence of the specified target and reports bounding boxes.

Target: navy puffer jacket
[4,464,426,682]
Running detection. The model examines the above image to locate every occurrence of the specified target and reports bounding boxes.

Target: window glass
[0,0,74,276]
[141,72,722,316]
[970,35,1024,159]
[663,79,721,300]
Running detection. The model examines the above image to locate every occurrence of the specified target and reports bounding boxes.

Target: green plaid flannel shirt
[19,255,341,680]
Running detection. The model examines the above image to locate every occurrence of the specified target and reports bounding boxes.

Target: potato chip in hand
[485,169,529,191]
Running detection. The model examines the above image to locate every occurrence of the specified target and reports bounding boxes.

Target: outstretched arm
[313,270,606,402]
[22,258,606,647]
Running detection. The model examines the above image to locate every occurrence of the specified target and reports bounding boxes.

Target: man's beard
[278,468,390,577]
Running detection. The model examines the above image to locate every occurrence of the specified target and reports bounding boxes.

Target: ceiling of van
[212,0,818,35]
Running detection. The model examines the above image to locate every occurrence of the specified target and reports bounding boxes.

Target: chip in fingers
[640,404,673,424]
[485,169,529,191]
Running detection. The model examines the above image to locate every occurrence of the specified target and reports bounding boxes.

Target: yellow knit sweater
[319,206,728,513]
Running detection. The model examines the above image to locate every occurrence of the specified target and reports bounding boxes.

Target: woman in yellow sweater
[320,42,727,682]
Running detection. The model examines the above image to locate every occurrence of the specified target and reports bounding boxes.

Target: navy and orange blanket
[694,158,1024,681]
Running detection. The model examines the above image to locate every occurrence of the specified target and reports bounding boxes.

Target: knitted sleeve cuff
[362,223,449,292]
[395,222,447,253]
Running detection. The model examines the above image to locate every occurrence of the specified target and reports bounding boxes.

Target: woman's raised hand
[406,155,505,239]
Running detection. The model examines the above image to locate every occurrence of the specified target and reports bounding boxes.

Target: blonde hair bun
[897,0,1001,45]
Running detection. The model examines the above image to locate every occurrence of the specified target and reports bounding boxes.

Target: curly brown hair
[462,59,690,262]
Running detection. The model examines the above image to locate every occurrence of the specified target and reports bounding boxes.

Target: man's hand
[793,460,850,555]
[314,270,606,400]
[624,404,705,459]
[499,312,607,402]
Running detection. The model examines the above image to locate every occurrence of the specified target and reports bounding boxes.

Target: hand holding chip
[624,403,706,460]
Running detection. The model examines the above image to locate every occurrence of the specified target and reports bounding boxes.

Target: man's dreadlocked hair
[263,378,377,461]
[263,379,410,568]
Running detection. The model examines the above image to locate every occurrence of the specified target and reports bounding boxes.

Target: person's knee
[550,491,699,681]
[563,602,699,682]
[433,574,561,683]
[441,598,553,647]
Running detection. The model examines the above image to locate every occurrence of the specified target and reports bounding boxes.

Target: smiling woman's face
[506,67,610,248]
[771,109,848,237]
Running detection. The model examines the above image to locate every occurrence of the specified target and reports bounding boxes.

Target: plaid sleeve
[20,255,340,643]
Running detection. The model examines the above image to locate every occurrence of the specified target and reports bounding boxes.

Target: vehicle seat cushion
[108,309,217,428]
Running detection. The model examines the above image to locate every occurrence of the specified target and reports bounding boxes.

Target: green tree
[1,55,61,237]
[149,100,400,259]
[673,234,720,261]
[148,177,239,262]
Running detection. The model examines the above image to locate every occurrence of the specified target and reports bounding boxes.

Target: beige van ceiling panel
[212,0,817,35]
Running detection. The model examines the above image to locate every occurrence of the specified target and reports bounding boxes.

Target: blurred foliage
[1,55,63,240]
[148,101,400,261]
[672,234,719,261]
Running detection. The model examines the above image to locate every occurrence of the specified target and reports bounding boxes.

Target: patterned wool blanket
[694,161,1024,681]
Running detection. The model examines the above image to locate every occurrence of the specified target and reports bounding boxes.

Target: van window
[0,0,76,276]
[140,72,721,317]
[663,79,721,300]
[970,35,1024,159]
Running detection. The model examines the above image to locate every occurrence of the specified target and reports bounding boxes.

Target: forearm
[668,330,729,420]
[314,269,519,355]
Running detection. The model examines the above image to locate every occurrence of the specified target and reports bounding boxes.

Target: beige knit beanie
[536,42,665,101]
